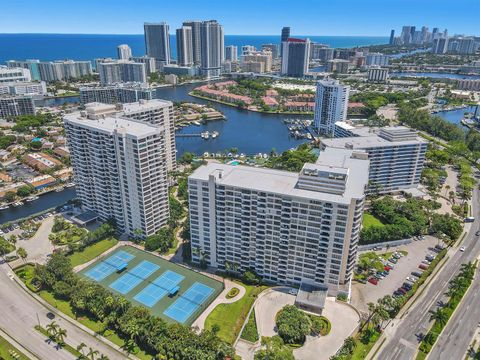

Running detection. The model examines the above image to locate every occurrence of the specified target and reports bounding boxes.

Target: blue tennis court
[84,250,135,281]
[134,270,185,307]
[109,260,159,295]
[163,282,214,323]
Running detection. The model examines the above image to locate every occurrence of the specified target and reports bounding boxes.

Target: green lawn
[205,283,268,344]
[240,309,259,343]
[362,213,384,229]
[351,330,381,360]
[0,334,29,360]
[68,238,118,267]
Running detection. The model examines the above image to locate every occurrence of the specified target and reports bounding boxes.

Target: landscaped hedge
[226,287,240,299]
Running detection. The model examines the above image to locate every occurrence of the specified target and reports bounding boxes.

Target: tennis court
[109,260,159,295]
[134,270,185,307]
[79,246,223,325]
[84,250,135,281]
[164,282,214,324]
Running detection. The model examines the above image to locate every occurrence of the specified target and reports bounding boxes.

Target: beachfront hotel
[187,148,369,293]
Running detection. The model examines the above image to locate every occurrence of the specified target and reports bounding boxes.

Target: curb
[0,326,41,360]
[423,268,478,360]
[10,272,138,360]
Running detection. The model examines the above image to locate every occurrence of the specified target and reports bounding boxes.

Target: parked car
[384,265,392,271]
[403,282,413,291]
[475,230,480,236]
[421,260,431,265]
[389,258,398,264]
[419,264,429,270]
[406,276,417,283]
[397,288,407,295]
[460,246,466,252]
[368,278,378,285]
[426,255,436,262]
[411,271,423,278]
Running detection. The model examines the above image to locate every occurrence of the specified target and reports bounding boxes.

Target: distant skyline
[1,0,479,36]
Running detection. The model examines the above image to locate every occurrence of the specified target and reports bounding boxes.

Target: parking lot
[351,235,443,313]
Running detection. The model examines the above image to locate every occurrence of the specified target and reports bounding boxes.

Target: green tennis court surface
[79,246,223,325]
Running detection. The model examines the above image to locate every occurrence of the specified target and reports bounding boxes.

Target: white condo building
[367,67,389,82]
[0,66,32,83]
[225,45,238,62]
[188,148,370,293]
[121,100,176,172]
[117,44,133,60]
[313,80,349,137]
[97,60,147,85]
[324,124,427,194]
[64,102,171,237]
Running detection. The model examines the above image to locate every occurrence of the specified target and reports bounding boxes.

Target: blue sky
[1,0,478,36]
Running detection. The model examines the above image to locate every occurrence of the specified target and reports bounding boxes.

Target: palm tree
[132,228,143,243]
[46,321,59,338]
[16,247,27,262]
[448,190,456,203]
[121,339,136,354]
[459,262,476,280]
[97,355,109,360]
[430,308,448,327]
[86,347,99,360]
[343,337,357,353]
[76,342,87,355]
[55,328,67,345]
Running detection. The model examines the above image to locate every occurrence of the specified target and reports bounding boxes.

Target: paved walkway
[191,279,246,330]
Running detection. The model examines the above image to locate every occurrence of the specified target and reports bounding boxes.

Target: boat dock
[175,131,220,140]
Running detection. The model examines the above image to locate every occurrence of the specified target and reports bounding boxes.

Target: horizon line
[0,32,388,37]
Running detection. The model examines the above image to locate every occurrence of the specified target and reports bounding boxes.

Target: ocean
[0,33,388,63]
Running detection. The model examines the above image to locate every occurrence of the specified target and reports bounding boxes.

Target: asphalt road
[0,262,125,359]
[374,188,480,360]
[428,268,480,359]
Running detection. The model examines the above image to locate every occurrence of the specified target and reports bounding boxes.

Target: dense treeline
[34,254,235,359]
[397,104,465,142]
[265,144,317,172]
[360,196,462,244]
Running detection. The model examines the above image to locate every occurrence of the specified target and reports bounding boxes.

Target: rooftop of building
[190,147,369,203]
[324,124,427,149]
[79,82,154,90]
[121,99,173,113]
[64,103,162,137]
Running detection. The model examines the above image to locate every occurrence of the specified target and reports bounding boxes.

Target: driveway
[251,288,360,360]
[255,288,295,337]
[293,298,360,360]
[8,216,55,269]
[352,235,440,313]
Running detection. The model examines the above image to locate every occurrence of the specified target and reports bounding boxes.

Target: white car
[288,289,298,295]
[460,246,466,252]
[406,276,417,283]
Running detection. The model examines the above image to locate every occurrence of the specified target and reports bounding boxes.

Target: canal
[0,187,77,224]
[43,83,309,157]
